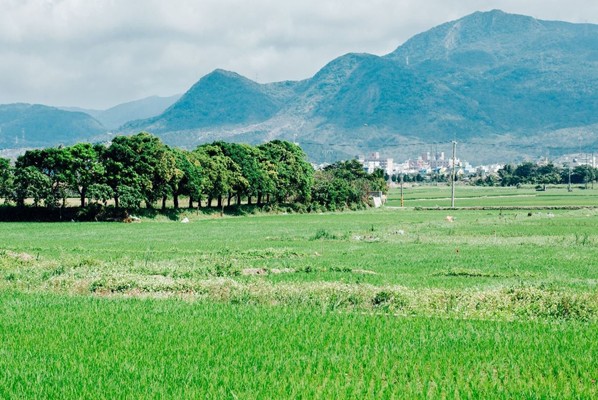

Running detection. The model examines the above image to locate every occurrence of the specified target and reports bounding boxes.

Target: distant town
[337,151,597,183]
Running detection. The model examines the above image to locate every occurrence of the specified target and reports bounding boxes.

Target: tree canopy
[0,133,386,215]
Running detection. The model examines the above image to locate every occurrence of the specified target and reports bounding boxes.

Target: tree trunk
[80,189,86,208]
[257,193,262,206]
[188,197,193,209]
[217,195,222,208]
[198,198,202,208]
[208,197,213,207]
[227,194,233,207]
[114,196,119,209]
[237,193,242,205]
[173,194,179,209]
[161,195,167,210]
[247,195,252,206]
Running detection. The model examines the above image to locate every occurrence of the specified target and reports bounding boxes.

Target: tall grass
[0,291,596,399]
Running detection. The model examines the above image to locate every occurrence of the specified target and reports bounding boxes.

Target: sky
[1,0,596,109]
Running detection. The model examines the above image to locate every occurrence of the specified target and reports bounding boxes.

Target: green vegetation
[1,291,596,399]
[0,134,387,220]
[1,193,597,397]
[386,185,598,208]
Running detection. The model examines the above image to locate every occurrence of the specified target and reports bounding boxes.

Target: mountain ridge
[2,10,597,164]
[121,9,597,163]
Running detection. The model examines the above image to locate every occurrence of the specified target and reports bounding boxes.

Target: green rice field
[1,187,597,398]
[387,184,598,208]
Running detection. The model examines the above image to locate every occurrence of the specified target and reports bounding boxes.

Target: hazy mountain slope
[59,95,181,129]
[0,104,105,148]
[99,95,181,129]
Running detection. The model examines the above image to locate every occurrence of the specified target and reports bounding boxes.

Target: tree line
[482,161,596,187]
[0,132,387,214]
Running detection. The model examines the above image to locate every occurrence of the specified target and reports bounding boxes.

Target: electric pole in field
[451,141,457,208]
[592,152,595,190]
[400,173,404,207]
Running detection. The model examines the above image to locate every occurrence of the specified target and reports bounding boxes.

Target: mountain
[3,10,597,163]
[60,94,181,130]
[95,95,181,129]
[0,95,181,150]
[0,104,106,148]
[124,70,294,133]
[122,10,597,163]
[386,10,598,135]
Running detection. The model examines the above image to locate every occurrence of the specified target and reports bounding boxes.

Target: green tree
[212,142,273,206]
[194,144,242,208]
[87,183,114,206]
[12,166,52,207]
[571,165,594,186]
[103,133,175,209]
[16,148,72,208]
[535,163,562,187]
[514,162,538,184]
[117,185,145,210]
[170,148,204,209]
[498,164,518,186]
[0,158,14,203]
[258,140,314,204]
[66,143,106,207]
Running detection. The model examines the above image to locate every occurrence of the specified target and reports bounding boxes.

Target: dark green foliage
[498,162,598,187]
[12,166,51,207]
[258,140,314,204]
[5,133,379,216]
[312,160,387,209]
[101,132,177,208]
[0,158,14,202]
[193,143,244,208]
[169,148,204,209]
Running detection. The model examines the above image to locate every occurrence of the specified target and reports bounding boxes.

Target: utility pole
[400,173,404,207]
[568,163,572,192]
[451,141,457,208]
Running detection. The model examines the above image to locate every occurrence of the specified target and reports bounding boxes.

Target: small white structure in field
[369,191,386,208]
[181,217,190,223]
[445,215,454,222]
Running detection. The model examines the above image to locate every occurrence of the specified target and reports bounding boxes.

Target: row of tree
[0,133,386,212]
[494,162,596,187]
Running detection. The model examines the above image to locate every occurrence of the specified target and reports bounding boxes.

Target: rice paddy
[0,186,597,398]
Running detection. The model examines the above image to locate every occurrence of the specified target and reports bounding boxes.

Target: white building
[358,153,394,175]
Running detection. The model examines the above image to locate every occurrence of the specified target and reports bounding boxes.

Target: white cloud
[0,0,596,108]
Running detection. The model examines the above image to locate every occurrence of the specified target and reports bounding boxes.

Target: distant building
[358,153,393,175]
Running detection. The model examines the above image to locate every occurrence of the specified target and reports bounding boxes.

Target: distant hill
[123,70,291,133]
[0,104,106,148]
[122,10,597,163]
[60,94,181,130]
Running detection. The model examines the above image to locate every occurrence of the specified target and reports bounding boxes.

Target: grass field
[387,184,598,207]
[1,188,597,398]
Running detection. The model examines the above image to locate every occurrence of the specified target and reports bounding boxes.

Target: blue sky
[1,0,596,109]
